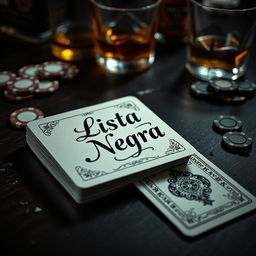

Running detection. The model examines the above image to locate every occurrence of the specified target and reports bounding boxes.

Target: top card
[26,96,195,189]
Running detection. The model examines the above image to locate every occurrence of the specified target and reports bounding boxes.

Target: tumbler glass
[90,0,161,73]
[186,0,256,80]
[47,0,94,61]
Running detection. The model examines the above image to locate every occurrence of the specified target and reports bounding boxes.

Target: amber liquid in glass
[51,26,94,61]
[94,26,156,62]
[188,35,249,70]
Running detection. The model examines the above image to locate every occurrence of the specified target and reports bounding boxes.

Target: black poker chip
[216,94,247,104]
[222,131,252,154]
[209,78,237,94]
[213,115,243,134]
[190,81,212,99]
[236,79,256,97]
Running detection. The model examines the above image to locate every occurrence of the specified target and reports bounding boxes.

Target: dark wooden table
[0,34,256,256]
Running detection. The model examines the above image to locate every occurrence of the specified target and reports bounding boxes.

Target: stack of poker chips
[5,76,40,101]
[190,78,256,104]
[0,61,79,101]
[212,115,253,155]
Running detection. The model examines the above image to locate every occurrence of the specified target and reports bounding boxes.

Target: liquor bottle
[0,0,50,43]
[157,0,189,44]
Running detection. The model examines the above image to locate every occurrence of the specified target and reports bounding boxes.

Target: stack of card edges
[26,96,195,203]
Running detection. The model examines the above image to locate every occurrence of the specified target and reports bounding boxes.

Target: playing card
[135,152,256,237]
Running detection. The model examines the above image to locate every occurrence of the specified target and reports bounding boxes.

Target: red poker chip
[6,77,39,95]
[10,107,44,128]
[4,90,34,101]
[18,64,40,79]
[0,71,16,88]
[38,61,68,79]
[35,80,59,94]
[62,64,79,79]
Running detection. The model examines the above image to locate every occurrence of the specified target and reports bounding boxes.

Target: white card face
[136,152,256,237]
[27,96,195,189]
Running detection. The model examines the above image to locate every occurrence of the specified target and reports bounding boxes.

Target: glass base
[185,60,246,81]
[96,54,155,74]
[51,44,94,61]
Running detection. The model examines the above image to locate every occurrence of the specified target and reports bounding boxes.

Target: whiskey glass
[90,0,161,73]
[186,0,256,80]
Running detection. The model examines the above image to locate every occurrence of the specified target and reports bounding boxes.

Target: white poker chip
[0,71,16,88]
[18,64,40,78]
[38,61,68,78]
[6,77,39,95]
[62,64,80,79]
[10,107,44,128]
[35,80,59,94]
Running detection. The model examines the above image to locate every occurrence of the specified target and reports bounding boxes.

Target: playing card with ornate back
[136,152,256,237]
[26,96,196,203]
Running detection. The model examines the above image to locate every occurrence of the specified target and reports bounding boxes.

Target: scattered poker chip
[190,81,212,98]
[10,107,44,128]
[38,61,68,79]
[62,64,79,79]
[213,115,242,134]
[222,131,252,154]
[209,79,237,94]
[216,94,246,104]
[35,80,59,94]
[4,90,34,101]
[0,71,16,88]
[237,79,256,96]
[6,77,39,95]
[18,64,40,79]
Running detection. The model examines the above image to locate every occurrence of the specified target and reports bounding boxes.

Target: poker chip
[0,71,16,88]
[4,90,34,101]
[35,80,59,94]
[6,77,39,95]
[191,78,255,104]
[190,81,212,98]
[237,80,256,96]
[216,94,246,104]
[10,107,44,128]
[18,64,40,79]
[62,64,79,79]
[209,78,237,94]
[222,131,252,154]
[38,61,68,79]
[213,115,242,134]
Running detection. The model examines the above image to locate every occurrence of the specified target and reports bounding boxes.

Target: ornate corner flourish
[75,166,107,181]
[165,139,185,155]
[39,121,59,136]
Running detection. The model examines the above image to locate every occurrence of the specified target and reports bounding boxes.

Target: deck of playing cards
[26,96,196,203]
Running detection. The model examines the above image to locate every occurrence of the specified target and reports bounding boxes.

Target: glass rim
[90,0,162,12]
[190,0,256,13]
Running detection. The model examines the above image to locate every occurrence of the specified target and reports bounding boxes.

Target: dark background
[0,12,256,256]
